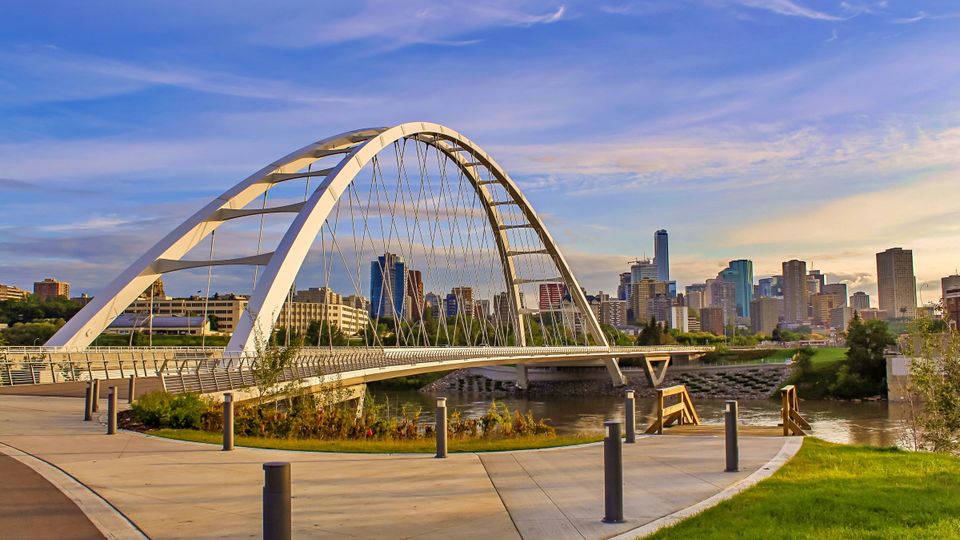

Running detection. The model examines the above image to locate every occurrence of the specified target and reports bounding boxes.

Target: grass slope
[787,347,849,398]
[648,438,960,539]
[150,428,603,453]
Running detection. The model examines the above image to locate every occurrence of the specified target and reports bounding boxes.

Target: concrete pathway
[0,395,796,539]
[0,453,105,540]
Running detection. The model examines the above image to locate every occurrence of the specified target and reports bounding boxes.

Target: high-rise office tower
[821,283,848,307]
[630,279,667,322]
[370,253,407,319]
[782,259,808,324]
[808,270,826,292]
[750,297,783,335]
[706,278,737,326]
[876,248,917,319]
[447,286,475,318]
[630,258,658,284]
[617,272,631,301]
[406,270,424,321]
[654,229,669,282]
[850,291,870,311]
[538,283,566,311]
[720,259,754,318]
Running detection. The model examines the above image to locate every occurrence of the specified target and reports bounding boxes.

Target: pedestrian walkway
[0,453,105,540]
[0,395,798,539]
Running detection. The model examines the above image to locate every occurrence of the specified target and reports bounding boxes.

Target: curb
[0,441,148,540]
[611,436,805,539]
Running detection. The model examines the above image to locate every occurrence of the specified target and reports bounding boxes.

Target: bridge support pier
[354,385,366,420]
[606,358,627,387]
[515,365,529,390]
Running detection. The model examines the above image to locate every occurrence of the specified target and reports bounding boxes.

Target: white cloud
[733,0,844,20]
[247,1,569,50]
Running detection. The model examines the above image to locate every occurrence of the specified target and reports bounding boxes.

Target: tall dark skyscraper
[654,229,669,282]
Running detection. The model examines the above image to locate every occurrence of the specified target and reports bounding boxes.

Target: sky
[2,0,959,307]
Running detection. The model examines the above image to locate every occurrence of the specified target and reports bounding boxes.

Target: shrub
[131,391,208,429]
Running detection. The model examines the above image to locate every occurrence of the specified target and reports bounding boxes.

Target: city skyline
[2,2,960,301]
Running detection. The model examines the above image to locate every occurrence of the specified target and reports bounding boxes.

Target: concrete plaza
[0,395,797,539]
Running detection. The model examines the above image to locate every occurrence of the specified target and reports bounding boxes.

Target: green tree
[0,318,65,345]
[0,296,83,325]
[636,317,663,346]
[306,320,348,346]
[903,319,960,454]
[251,327,301,406]
[830,314,895,398]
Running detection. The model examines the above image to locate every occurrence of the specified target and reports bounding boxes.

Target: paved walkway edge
[0,441,148,540]
[611,436,805,540]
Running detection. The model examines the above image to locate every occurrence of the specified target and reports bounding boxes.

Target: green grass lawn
[648,438,960,540]
[149,428,603,453]
[786,347,849,398]
[807,347,847,366]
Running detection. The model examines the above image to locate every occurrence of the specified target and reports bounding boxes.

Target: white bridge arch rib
[46,122,624,385]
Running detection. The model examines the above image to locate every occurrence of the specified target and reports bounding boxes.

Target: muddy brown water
[370,390,909,447]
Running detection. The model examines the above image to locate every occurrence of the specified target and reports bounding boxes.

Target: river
[370,389,910,447]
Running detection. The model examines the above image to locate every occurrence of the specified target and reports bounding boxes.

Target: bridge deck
[0,346,711,399]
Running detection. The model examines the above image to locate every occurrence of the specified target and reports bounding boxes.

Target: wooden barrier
[780,385,811,436]
[645,385,701,434]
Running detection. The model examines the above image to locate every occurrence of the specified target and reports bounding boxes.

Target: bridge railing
[0,345,713,389]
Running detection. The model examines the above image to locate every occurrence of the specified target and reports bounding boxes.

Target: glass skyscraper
[370,252,407,319]
[654,229,669,282]
[720,259,754,318]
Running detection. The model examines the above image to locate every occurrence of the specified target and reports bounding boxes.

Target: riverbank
[648,438,960,539]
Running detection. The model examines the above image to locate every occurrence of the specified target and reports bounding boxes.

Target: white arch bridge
[13,122,710,396]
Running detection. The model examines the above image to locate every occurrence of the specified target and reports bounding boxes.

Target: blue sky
[2,1,959,305]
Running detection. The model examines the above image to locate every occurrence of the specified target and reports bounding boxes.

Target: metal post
[602,420,624,523]
[263,462,291,540]
[624,390,636,444]
[92,378,100,412]
[128,375,136,404]
[724,400,739,472]
[83,381,93,421]
[435,397,448,459]
[107,386,118,435]
[223,392,234,451]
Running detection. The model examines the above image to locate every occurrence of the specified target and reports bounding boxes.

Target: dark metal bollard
[625,390,636,444]
[602,420,624,523]
[107,386,118,435]
[223,393,234,451]
[128,375,136,404]
[83,381,93,421]
[725,400,739,472]
[92,378,100,412]
[435,397,448,458]
[263,462,291,540]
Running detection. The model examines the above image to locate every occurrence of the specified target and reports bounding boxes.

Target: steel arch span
[47,122,623,384]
